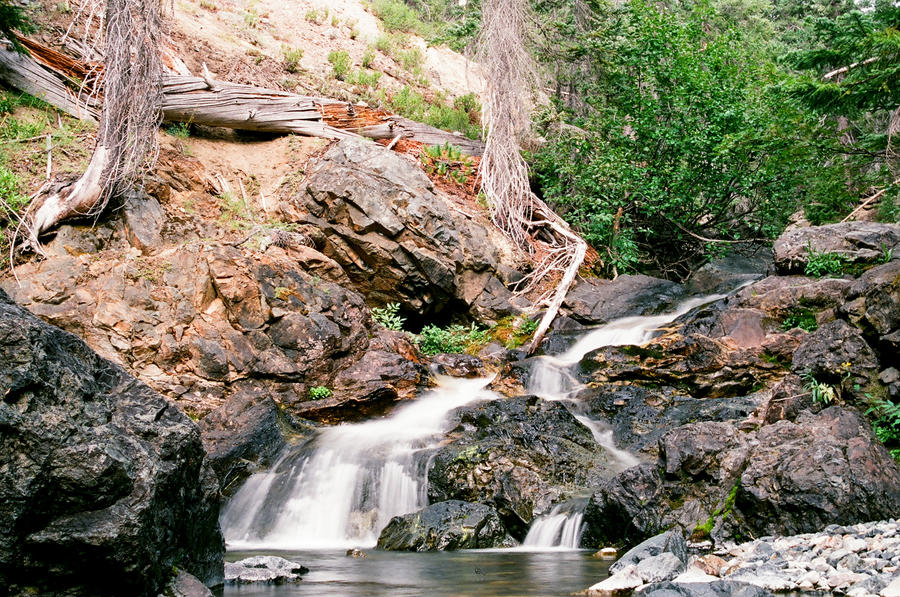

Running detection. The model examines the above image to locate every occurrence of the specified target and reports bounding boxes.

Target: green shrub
[804,246,847,278]
[166,121,190,139]
[0,92,18,114]
[372,302,406,331]
[282,46,304,72]
[0,166,28,214]
[803,373,837,404]
[362,48,376,68]
[416,323,488,356]
[397,47,424,71]
[781,308,818,332]
[374,34,394,55]
[308,386,333,400]
[867,398,900,463]
[328,50,352,80]
[370,0,429,35]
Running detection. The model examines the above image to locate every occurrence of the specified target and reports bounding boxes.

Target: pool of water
[221,548,613,597]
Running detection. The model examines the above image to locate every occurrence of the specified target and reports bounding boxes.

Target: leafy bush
[867,398,900,463]
[420,143,474,185]
[308,386,333,400]
[803,373,837,404]
[781,308,818,332]
[371,0,430,35]
[804,246,847,278]
[0,166,27,215]
[397,47,424,72]
[531,0,811,278]
[416,323,488,356]
[282,46,304,73]
[386,86,480,140]
[166,121,190,139]
[362,48,376,68]
[328,50,352,80]
[372,303,406,331]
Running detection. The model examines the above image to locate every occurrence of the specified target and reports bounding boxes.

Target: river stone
[122,189,165,253]
[637,581,774,596]
[791,319,879,383]
[586,564,644,596]
[377,500,516,551]
[611,531,688,575]
[225,556,308,584]
[636,552,688,583]
[162,570,215,597]
[0,290,224,596]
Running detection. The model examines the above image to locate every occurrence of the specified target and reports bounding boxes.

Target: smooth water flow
[520,292,732,548]
[222,376,498,550]
[521,501,588,550]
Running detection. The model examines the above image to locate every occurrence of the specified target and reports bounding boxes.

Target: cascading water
[222,376,499,550]
[519,292,733,549]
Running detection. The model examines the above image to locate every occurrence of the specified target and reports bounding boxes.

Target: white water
[520,502,587,550]
[222,376,498,550]
[520,292,732,549]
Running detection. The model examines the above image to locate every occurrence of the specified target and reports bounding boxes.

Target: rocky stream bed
[2,139,900,596]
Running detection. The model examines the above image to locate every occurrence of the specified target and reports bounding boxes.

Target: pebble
[589,520,900,597]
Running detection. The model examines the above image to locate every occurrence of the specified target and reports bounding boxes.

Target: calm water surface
[221,549,612,597]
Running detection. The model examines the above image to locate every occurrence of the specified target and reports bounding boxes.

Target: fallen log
[0,39,100,121]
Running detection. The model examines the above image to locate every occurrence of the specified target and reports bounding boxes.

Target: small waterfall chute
[221,376,498,550]
[520,499,588,550]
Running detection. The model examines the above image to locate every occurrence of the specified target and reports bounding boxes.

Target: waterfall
[521,501,588,550]
[519,291,733,549]
[222,376,498,550]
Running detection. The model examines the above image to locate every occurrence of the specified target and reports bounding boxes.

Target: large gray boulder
[293,138,530,321]
[0,290,224,596]
[583,407,900,548]
[773,222,900,274]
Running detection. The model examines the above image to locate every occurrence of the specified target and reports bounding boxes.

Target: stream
[221,292,731,595]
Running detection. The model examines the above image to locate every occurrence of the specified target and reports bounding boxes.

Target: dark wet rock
[292,139,530,321]
[199,390,289,493]
[430,353,485,378]
[584,407,900,549]
[684,253,771,295]
[791,319,879,385]
[428,395,619,538]
[0,290,224,596]
[773,222,900,274]
[579,329,801,400]
[842,260,900,366]
[377,500,516,551]
[729,407,900,539]
[122,190,164,254]
[759,374,811,424]
[637,581,774,597]
[579,383,762,457]
[562,275,685,325]
[610,531,688,574]
[162,570,214,597]
[224,556,308,584]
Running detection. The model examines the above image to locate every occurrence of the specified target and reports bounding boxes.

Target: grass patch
[781,308,818,332]
[328,50,352,80]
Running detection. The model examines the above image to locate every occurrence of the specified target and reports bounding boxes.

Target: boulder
[292,139,530,321]
[585,564,645,596]
[730,407,900,538]
[199,390,291,492]
[610,531,688,574]
[0,290,224,596]
[563,275,685,325]
[791,320,879,385]
[842,260,900,366]
[427,395,619,538]
[584,407,900,548]
[377,500,516,551]
[773,222,900,274]
[636,553,688,583]
[224,556,308,584]
[122,190,165,253]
